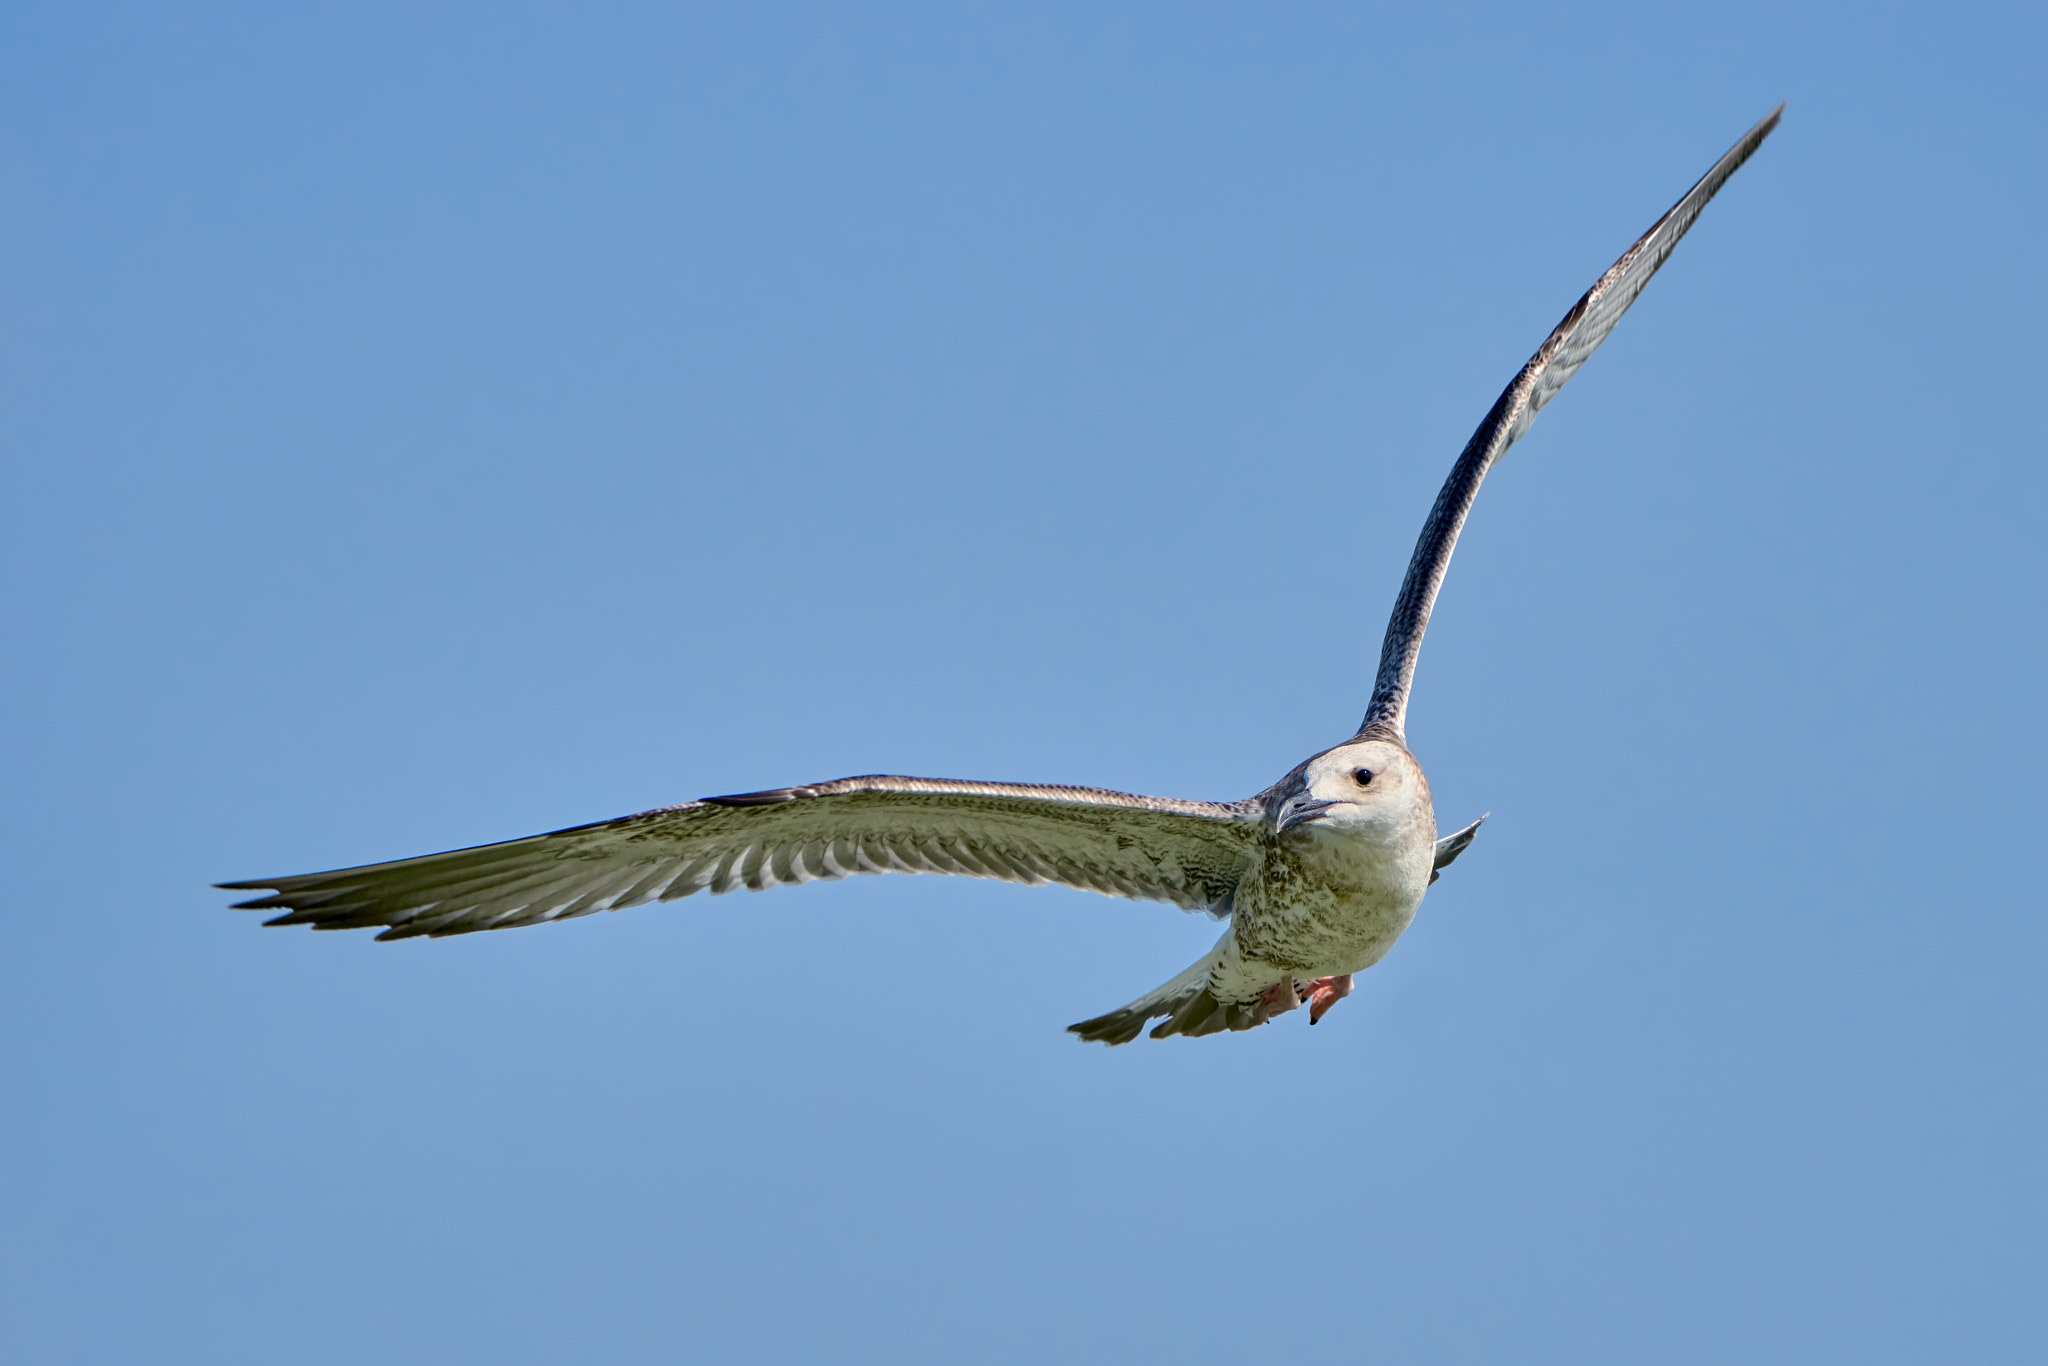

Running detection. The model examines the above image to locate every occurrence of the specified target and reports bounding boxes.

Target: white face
[1272,740,1433,843]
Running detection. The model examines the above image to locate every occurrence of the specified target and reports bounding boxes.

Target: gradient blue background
[4,4,2042,1362]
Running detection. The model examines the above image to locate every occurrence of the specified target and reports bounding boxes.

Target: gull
[222,107,1782,1044]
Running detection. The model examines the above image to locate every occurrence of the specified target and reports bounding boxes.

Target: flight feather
[1358,105,1783,741]
[221,777,1265,940]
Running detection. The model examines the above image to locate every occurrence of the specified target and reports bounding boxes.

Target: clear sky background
[3,3,2042,1362]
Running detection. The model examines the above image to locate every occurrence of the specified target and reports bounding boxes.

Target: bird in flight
[223,107,1782,1044]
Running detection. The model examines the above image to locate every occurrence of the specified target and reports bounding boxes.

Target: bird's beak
[1274,796,1337,835]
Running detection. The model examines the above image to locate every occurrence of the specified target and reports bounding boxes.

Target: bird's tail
[1068,932,1276,1046]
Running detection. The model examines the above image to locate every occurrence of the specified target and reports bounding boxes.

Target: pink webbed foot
[1297,974,1353,1025]
[1256,979,1302,1022]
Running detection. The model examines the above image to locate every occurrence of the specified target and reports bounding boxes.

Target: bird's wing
[1358,105,1783,741]
[221,776,1264,940]
[1428,814,1487,885]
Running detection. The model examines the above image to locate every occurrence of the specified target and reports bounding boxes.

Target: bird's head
[1268,738,1433,842]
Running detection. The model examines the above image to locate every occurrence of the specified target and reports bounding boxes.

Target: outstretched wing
[1358,105,1783,742]
[221,776,1265,940]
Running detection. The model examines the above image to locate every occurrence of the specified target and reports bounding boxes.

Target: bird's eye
[1353,768,1374,787]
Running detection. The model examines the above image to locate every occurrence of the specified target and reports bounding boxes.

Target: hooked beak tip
[1274,798,1336,835]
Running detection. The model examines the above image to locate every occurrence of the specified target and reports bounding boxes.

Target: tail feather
[1067,934,1282,1045]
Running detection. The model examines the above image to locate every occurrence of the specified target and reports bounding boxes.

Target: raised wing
[221,776,1265,940]
[1358,106,1782,742]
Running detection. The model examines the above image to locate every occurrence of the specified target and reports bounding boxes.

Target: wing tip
[1723,104,1786,173]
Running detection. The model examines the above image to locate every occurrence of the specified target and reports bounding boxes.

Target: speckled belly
[1230,834,1424,977]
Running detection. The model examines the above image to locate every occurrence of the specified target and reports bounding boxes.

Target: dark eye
[1353,767,1374,787]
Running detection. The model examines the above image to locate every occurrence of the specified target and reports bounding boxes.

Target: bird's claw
[1256,979,1301,1021]
[1253,975,1351,1026]
[1297,974,1353,1024]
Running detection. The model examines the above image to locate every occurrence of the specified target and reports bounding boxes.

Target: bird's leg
[1256,979,1301,1022]
[1298,974,1353,1024]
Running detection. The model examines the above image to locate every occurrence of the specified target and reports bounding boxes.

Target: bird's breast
[1231,826,1431,976]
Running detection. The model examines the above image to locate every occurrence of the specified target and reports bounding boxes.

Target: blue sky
[3,3,2042,1362]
